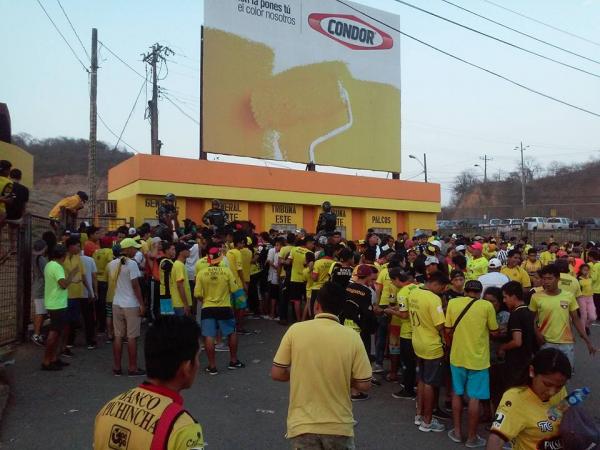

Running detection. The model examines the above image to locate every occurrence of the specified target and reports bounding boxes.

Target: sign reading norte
[202,0,401,173]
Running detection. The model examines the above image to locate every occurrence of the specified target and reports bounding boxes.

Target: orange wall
[248,202,264,230]
[396,212,407,235]
[186,198,204,224]
[304,205,317,232]
[352,209,366,240]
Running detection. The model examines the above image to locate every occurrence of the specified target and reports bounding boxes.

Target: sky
[2,0,600,205]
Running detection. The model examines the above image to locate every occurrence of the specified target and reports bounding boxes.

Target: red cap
[356,265,372,278]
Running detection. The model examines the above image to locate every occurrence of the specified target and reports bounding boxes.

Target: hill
[11,134,133,217]
[443,158,600,220]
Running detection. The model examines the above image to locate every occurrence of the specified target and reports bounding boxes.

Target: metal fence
[439,227,600,246]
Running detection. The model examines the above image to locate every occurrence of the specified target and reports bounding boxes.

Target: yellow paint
[0,141,34,188]
[108,180,440,213]
[406,212,437,236]
[264,203,303,231]
[204,199,248,221]
[138,195,186,225]
[365,210,397,235]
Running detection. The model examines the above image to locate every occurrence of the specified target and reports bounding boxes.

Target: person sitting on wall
[48,191,88,233]
[202,199,229,235]
[316,201,337,237]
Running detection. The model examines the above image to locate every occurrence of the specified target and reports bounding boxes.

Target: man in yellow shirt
[556,259,582,299]
[170,243,192,317]
[539,242,558,267]
[271,282,371,449]
[310,244,336,313]
[501,249,531,288]
[277,234,296,325]
[288,236,315,322]
[445,280,498,447]
[48,191,88,232]
[0,160,13,223]
[407,271,449,433]
[195,247,245,375]
[587,249,600,315]
[94,316,205,450]
[467,242,488,281]
[530,264,596,368]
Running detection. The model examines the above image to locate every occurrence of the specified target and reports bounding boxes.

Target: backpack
[560,405,600,450]
[150,402,185,450]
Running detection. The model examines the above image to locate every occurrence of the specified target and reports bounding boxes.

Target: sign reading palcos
[203,0,401,173]
[365,210,396,235]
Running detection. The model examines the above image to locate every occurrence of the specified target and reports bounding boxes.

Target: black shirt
[340,282,377,334]
[5,182,29,220]
[505,305,536,370]
[329,263,353,289]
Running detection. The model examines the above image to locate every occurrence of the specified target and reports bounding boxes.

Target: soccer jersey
[558,273,582,298]
[194,265,237,308]
[445,297,498,370]
[169,260,191,308]
[394,284,419,339]
[522,259,542,275]
[240,247,253,283]
[226,249,244,287]
[311,257,335,290]
[490,386,566,450]
[49,194,82,219]
[579,277,593,296]
[62,253,85,298]
[590,261,600,294]
[375,267,399,307]
[529,290,578,344]
[407,287,445,360]
[539,251,556,267]
[289,247,313,283]
[278,245,293,278]
[329,263,353,289]
[0,176,13,214]
[467,257,488,281]
[501,265,531,288]
[93,248,114,283]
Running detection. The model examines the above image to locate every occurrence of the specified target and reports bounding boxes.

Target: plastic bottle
[547,387,590,421]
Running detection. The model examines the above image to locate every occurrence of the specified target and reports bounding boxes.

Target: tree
[451,170,479,205]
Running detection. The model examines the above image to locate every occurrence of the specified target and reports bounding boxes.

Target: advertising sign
[264,203,303,231]
[203,0,401,172]
[365,209,396,235]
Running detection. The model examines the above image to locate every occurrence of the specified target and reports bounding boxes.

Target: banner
[203,0,401,173]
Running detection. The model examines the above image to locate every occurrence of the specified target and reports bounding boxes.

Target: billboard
[202,0,401,173]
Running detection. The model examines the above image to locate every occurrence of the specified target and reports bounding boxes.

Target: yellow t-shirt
[240,247,253,283]
[62,253,86,299]
[590,261,600,294]
[407,287,446,360]
[539,251,556,267]
[195,256,227,276]
[303,266,313,297]
[93,383,205,450]
[467,257,488,281]
[558,273,582,298]
[226,249,243,287]
[501,265,531,288]
[290,247,312,283]
[49,194,82,219]
[273,313,372,438]
[376,267,399,307]
[278,245,293,278]
[311,257,335,290]
[445,297,498,370]
[0,176,13,214]
[529,290,578,344]
[522,259,542,275]
[194,264,237,308]
[169,260,191,308]
[490,386,566,450]
[579,277,593,297]
[93,248,114,283]
[394,284,419,339]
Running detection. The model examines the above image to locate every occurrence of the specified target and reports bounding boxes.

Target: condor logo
[308,13,394,50]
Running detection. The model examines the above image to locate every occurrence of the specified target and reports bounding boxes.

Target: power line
[35,0,89,73]
[113,78,147,151]
[439,0,600,66]
[97,113,140,153]
[98,40,146,80]
[334,0,600,119]
[162,93,200,125]
[390,0,600,79]
[55,0,90,61]
[480,0,600,48]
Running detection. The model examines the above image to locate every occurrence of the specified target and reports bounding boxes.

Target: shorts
[48,308,67,332]
[290,434,355,450]
[450,365,490,400]
[160,298,175,315]
[289,282,306,301]
[416,357,445,387]
[231,289,248,310]
[112,304,142,339]
[66,298,82,322]
[541,342,575,370]
[269,283,280,300]
[105,302,113,319]
[388,325,401,355]
[33,298,47,315]
[201,307,235,338]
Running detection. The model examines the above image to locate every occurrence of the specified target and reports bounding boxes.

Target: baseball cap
[473,235,484,241]
[120,238,141,250]
[128,227,137,236]
[451,234,457,239]
[356,265,372,278]
[557,250,568,257]
[470,242,483,251]
[488,258,502,269]
[425,256,440,266]
[455,245,466,252]
[464,280,483,292]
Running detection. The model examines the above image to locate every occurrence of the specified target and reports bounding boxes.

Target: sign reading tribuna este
[365,209,396,235]
[264,203,303,230]
[204,200,249,221]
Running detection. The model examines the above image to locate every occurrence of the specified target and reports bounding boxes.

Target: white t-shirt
[81,254,97,298]
[266,247,279,285]
[185,244,200,279]
[478,271,510,297]
[107,258,141,308]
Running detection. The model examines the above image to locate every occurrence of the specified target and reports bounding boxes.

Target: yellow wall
[204,200,248,221]
[264,203,303,231]
[365,209,397,236]
[0,141,34,188]
[406,212,437,236]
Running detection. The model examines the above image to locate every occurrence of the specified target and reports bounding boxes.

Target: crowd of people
[26,193,600,449]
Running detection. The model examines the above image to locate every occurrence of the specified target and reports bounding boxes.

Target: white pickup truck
[539,217,571,230]
[523,217,546,231]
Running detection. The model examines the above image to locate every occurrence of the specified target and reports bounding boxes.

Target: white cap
[488,258,502,269]
[425,256,440,266]
[451,234,457,239]
[128,227,137,236]
[430,240,441,249]
[455,245,466,252]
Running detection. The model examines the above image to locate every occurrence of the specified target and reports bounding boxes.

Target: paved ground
[1,319,600,449]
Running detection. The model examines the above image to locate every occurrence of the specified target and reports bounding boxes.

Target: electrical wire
[480,0,600,49]
[113,78,148,151]
[98,40,146,80]
[439,0,600,66]
[333,0,600,119]
[162,94,200,125]
[390,0,600,79]
[35,0,89,73]
[97,113,140,153]
[55,0,90,61]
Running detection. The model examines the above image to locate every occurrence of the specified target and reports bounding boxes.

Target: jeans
[400,337,416,393]
[67,298,96,346]
[541,342,575,369]
[278,280,289,322]
[375,315,389,365]
[96,281,108,333]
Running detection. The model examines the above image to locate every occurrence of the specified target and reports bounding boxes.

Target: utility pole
[479,155,493,183]
[88,28,98,220]
[143,43,174,155]
[516,142,529,214]
[423,153,428,183]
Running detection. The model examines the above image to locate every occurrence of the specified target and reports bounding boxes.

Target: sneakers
[113,369,123,377]
[448,429,462,443]
[106,336,114,344]
[31,334,45,347]
[351,393,369,402]
[61,348,74,358]
[465,436,486,448]
[372,363,384,374]
[228,360,246,370]
[87,343,97,350]
[128,369,146,377]
[433,407,452,420]
[392,389,416,400]
[215,342,229,352]
[41,362,62,371]
[419,418,446,433]
[236,329,254,336]
[414,415,423,426]
[205,366,218,376]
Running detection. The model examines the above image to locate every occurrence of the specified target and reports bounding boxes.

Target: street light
[409,153,428,183]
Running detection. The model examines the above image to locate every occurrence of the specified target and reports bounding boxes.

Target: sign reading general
[204,200,248,221]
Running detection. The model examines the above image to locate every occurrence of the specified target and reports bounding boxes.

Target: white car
[523,217,546,231]
[541,217,571,230]
[498,218,523,232]
[479,219,503,229]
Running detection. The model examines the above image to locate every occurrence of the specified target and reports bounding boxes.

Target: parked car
[540,217,571,230]
[437,220,452,229]
[576,217,600,229]
[457,218,485,228]
[479,218,503,229]
[498,218,523,232]
[523,217,547,231]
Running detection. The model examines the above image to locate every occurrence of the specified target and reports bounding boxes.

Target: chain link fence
[439,226,600,246]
